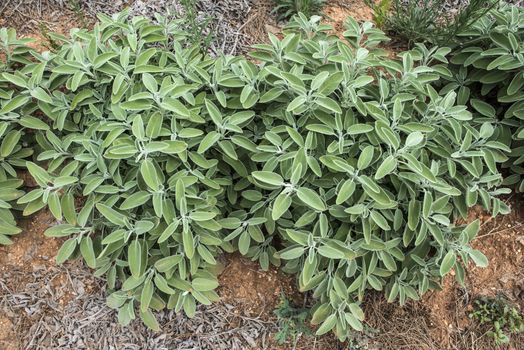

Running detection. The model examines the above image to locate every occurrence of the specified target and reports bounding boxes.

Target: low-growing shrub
[0,28,35,244]
[0,12,510,339]
[442,3,524,191]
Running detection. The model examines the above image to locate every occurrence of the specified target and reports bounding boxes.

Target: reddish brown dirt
[467,203,524,301]
[0,210,60,270]
[218,253,299,316]
[324,0,374,32]
[322,0,404,58]
[218,254,341,349]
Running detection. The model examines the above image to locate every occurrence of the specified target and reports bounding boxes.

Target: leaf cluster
[0,12,511,339]
[0,28,35,244]
[443,3,524,192]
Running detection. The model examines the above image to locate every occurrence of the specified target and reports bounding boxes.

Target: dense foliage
[0,8,517,340]
[0,29,35,244]
[443,3,524,191]
[249,16,508,338]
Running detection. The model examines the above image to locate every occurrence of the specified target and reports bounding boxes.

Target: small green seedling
[470,296,524,345]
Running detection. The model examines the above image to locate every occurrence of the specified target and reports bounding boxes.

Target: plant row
[0,4,522,340]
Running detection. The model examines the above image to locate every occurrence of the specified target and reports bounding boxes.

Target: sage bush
[0,28,35,244]
[442,3,524,192]
[0,11,510,339]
